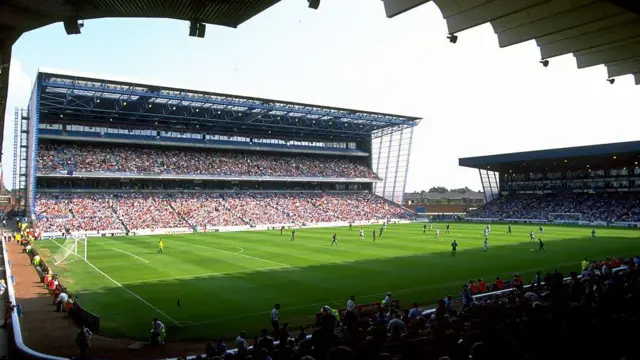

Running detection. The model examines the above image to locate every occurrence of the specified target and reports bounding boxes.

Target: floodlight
[447,34,458,44]
[189,20,206,38]
[63,18,83,35]
[607,78,615,84]
[540,60,549,67]
[308,0,320,9]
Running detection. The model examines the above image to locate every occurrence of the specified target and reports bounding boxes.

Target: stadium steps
[110,205,130,232]
[221,200,251,226]
[167,199,195,228]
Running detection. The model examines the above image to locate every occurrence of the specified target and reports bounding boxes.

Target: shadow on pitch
[62,234,640,342]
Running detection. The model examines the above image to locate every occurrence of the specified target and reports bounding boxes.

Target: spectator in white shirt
[56,291,69,312]
[346,295,356,312]
[408,303,423,319]
[271,303,280,338]
[382,292,392,310]
[236,331,248,350]
[150,318,165,346]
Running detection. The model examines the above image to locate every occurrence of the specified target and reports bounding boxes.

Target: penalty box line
[50,240,182,327]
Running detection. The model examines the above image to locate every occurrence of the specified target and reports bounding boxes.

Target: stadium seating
[36,144,379,179]
[35,193,411,232]
[469,193,640,222]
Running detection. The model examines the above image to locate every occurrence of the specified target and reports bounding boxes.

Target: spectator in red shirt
[495,276,504,290]
[477,278,487,293]
[469,280,479,294]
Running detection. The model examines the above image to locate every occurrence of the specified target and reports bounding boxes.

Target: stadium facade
[17,70,420,232]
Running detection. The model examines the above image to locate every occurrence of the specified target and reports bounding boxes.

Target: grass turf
[34,223,639,341]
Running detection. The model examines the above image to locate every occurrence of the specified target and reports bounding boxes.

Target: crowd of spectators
[191,257,638,360]
[37,144,379,179]
[171,194,246,228]
[470,193,640,222]
[35,194,125,233]
[35,192,411,232]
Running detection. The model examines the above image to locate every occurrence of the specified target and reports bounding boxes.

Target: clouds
[2,58,32,190]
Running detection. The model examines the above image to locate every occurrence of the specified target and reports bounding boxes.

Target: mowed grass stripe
[32,224,640,341]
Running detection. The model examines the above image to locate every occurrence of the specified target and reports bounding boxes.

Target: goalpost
[548,213,582,223]
[51,234,88,265]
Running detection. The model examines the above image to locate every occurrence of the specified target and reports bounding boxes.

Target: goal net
[548,213,582,223]
[51,234,87,266]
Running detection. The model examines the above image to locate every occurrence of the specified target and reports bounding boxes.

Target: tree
[428,186,448,193]
[450,186,473,194]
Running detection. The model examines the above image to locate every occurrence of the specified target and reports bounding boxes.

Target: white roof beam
[539,19,640,59]
[493,1,625,48]
[606,58,640,78]
[433,0,550,35]
[575,39,640,68]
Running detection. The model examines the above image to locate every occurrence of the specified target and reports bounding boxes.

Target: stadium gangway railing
[1,237,68,360]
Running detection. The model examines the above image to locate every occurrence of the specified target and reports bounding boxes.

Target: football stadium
[1,1,640,360]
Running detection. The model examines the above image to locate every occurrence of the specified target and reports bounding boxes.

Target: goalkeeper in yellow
[157,239,164,254]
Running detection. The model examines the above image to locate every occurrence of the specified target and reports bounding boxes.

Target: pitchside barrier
[41,219,413,238]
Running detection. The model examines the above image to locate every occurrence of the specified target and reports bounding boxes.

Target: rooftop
[459,141,640,173]
[37,70,421,141]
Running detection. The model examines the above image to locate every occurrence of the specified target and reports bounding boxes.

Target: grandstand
[459,141,640,225]
[21,70,420,235]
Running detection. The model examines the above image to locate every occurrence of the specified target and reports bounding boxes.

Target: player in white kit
[436,228,440,239]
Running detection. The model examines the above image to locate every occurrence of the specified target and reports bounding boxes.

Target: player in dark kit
[538,238,545,252]
[507,224,512,234]
[379,227,383,237]
[331,233,338,246]
[280,226,285,235]
[423,224,427,234]
[451,240,458,256]
[372,230,377,242]
[290,230,296,242]
[446,224,450,234]
[349,223,352,231]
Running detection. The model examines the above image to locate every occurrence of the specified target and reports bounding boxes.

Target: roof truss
[384,0,640,84]
[38,72,420,141]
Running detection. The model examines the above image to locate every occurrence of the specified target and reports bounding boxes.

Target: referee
[270,303,280,338]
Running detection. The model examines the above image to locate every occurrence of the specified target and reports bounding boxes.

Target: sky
[3,0,640,192]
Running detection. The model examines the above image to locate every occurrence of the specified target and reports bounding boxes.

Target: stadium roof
[384,0,640,85]
[37,70,421,141]
[0,0,284,154]
[459,141,640,173]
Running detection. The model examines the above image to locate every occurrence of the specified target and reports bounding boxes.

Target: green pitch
[34,223,639,341]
